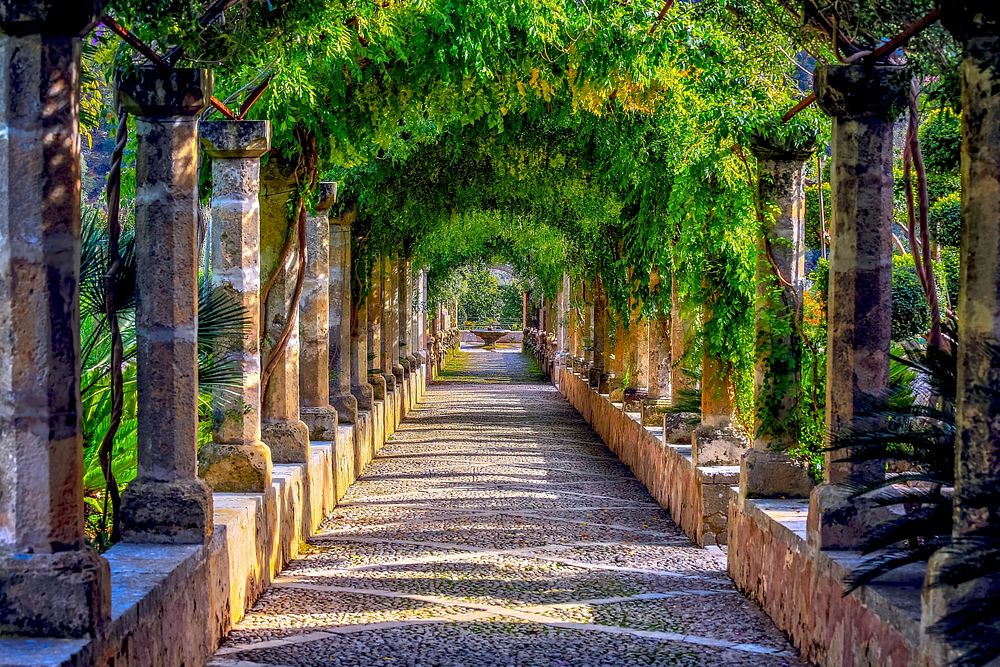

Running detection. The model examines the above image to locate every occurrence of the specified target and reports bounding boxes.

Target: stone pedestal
[298,182,340,441]
[260,154,310,463]
[808,63,907,549]
[329,208,360,424]
[922,5,1000,661]
[197,120,273,493]
[117,67,214,544]
[742,136,815,499]
[0,4,111,637]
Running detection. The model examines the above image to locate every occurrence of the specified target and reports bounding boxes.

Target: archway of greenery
[76,0,965,556]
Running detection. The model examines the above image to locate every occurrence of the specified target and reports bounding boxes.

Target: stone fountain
[470,329,509,349]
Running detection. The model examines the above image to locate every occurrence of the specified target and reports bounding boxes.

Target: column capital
[315,181,338,211]
[200,120,271,159]
[331,206,357,228]
[814,64,908,120]
[116,67,213,118]
[0,0,104,36]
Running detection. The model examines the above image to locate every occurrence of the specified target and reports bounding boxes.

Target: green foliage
[456,265,522,329]
[929,191,962,248]
[940,246,961,311]
[892,254,931,342]
[920,108,962,174]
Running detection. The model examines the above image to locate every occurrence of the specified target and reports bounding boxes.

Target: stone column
[399,257,418,371]
[197,120,273,492]
[669,273,692,402]
[369,259,392,395]
[806,63,907,549]
[740,137,815,499]
[298,182,340,440]
[635,311,649,390]
[589,277,609,391]
[381,256,401,389]
[351,292,374,410]
[691,289,749,465]
[643,314,671,425]
[328,207,359,424]
[0,4,111,637]
[417,267,429,364]
[116,68,213,544]
[259,157,311,464]
[923,5,1000,657]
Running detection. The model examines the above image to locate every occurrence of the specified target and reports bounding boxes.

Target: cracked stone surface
[211,345,807,667]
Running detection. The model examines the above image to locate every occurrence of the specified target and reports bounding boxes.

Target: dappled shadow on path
[211,345,806,667]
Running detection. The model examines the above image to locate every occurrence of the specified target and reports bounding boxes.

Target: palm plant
[830,329,958,590]
[830,322,1000,664]
[80,209,250,549]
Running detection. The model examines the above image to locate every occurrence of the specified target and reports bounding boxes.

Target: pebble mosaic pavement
[211,345,807,667]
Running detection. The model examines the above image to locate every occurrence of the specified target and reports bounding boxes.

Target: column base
[300,406,339,441]
[121,477,213,544]
[738,448,814,500]
[198,440,273,492]
[807,483,889,550]
[392,365,405,387]
[691,422,748,466]
[369,374,387,400]
[261,418,311,463]
[663,412,699,444]
[352,382,374,410]
[921,541,1000,665]
[331,393,359,425]
[641,398,670,427]
[0,549,110,638]
[588,368,607,391]
[382,372,397,393]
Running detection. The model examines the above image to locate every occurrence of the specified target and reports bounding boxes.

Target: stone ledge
[729,497,927,666]
[1,384,401,665]
[556,369,733,546]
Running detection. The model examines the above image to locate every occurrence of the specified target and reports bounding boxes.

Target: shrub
[892,254,930,341]
[929,191,961,248]
[920,108,961,174]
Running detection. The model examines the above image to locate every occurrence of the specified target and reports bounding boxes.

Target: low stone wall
[728,497,927,667]
[557,367,737,546]
[5,364,430,667]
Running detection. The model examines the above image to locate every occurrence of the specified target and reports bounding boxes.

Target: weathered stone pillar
[0,3,111,636]
[923,5,1000,659]
[417,266,429,364]
[740,137,815,499]
[117,68,214,544]
[381,256,401,389]
[806,63,907,549]
[643,314,671,425]
[328,206,359,424]
[259,158,311,464]
[298,182,340,440]
[691,292,749,465]
[589,277,609,391]
[197,120,273,492]
[669,272,693,402]
[399,257,418,371]
[351,292,374,410]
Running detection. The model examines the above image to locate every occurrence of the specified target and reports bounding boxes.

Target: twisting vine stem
[260,128,318,395]
[98,103,128,544]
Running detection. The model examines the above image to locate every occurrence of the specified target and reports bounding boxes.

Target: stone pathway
[211,345,807,667]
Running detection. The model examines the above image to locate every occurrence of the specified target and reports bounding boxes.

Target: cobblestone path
[211,345,806,667]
